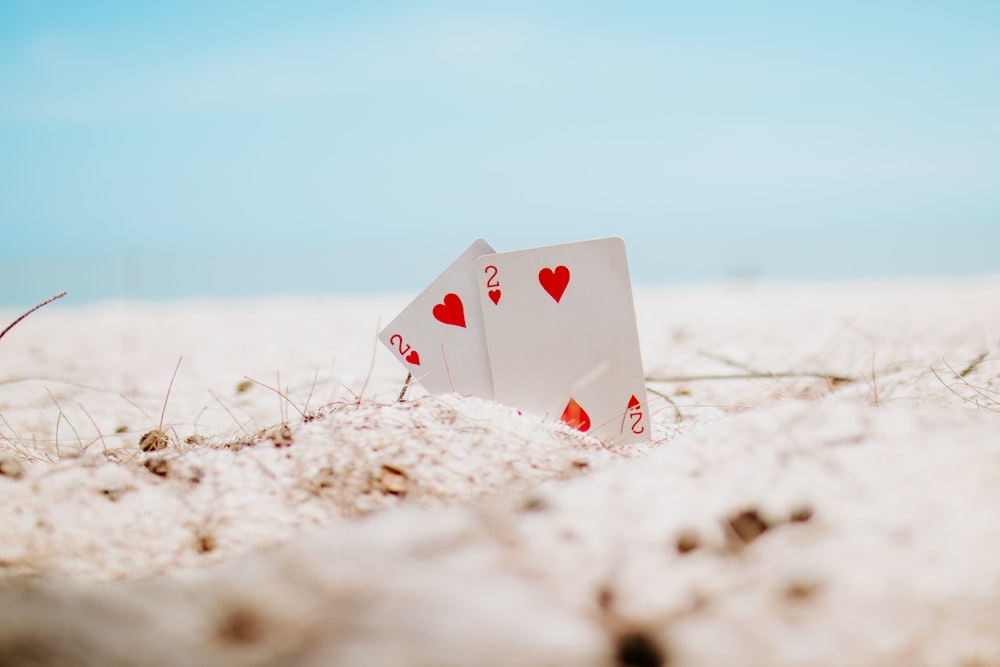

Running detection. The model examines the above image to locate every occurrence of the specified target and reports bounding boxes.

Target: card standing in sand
[379,239,496,399]
[475,237,649,445]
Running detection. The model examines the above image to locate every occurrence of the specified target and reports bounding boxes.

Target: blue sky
[1,1,998,305]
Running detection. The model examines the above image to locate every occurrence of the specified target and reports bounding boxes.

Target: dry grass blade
[865,352,879,406]
[356,319,381,405]
[932,359,1000,412]
[45,387,82,456]
[698,350,762,373]
[79,403,109,456]
[0,291,67,342]
[208,389,253,436]
[160,357,183,431]
[646,371,855,383]
[241,376,306,420]
[645,386,683,423]
[0,411,48,462]
[302,369,320,418]
[139,357,183,452]
[0,376,116,392]
[959,351,988,378]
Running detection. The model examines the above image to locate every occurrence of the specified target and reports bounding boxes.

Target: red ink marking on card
[624,394,644,435]
[560,397,590,432]
[484,265,500,287]
[405,350,421,365]
[488,289,501,305]
[630,412,644,434]
[539,266,570,303]
[432,293,466,328]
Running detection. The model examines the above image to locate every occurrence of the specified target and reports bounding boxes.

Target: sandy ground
[0,278,998,666]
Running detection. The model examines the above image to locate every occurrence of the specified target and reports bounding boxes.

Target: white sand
[0,278,998,666]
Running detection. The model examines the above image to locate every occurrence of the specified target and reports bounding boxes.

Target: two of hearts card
[379,237,650,445]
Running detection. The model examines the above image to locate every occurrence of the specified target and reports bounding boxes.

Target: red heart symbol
[432,293,466,328]
[488,289,501,305]
[538,266,570,303]
[627,394,641,410]
[405,350,420,365]
[560,397,590,432]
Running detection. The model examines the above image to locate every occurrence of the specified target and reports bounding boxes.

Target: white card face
[475,237,649,444]
[380,239,495,398]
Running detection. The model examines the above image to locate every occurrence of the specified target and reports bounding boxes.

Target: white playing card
[380,239,495,398]
[475,237,649,444]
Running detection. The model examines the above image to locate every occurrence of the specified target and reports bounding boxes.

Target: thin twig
[398,373,413,402]
[0,291,67,342]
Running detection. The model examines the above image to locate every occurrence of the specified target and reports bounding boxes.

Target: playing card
[380,239,495,398]
[475,237,649,444]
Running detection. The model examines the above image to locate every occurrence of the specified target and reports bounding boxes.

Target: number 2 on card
[629,411,644,434]
[389,333,421,366]
[622,395,645,435]
[484,265,500,288]
[484,265,502,305]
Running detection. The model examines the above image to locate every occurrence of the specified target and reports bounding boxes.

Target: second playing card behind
[475,237,650,444]
[379,239,495,399]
